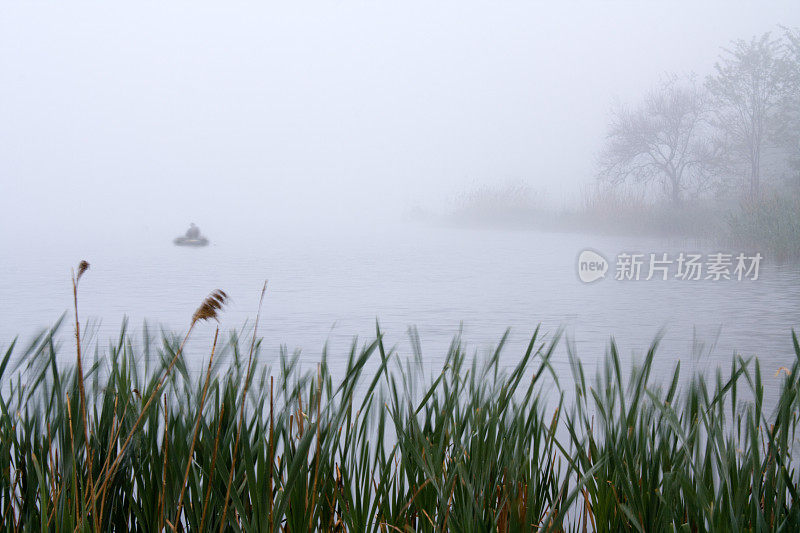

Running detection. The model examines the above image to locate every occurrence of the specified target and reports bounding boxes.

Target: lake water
[2,222,799,402]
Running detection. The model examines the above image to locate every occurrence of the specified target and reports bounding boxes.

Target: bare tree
[777,27,800,186]
[599,76,711,205]
[706,32,794,199]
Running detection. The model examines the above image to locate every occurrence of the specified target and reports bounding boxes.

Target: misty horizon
[2,1,798,243]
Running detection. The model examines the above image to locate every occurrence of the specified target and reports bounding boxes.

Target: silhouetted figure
[186,223,200,239]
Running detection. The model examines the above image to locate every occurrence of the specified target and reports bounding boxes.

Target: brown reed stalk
[268,376,274,533]
[158,397,169,533]
[65,394,81,523]
[297,395,305,436]
[46,422,56,510]
[97,394,120,525]
[199,403,225,532]
[71,260,99,532]
[12,489,20,533]
[308,364,322,531]
[46,481,64,530]
[442,477,456,531]
[175,327,220,527]
[1,469,20,530]
[93,290,227,506]
[219,282,267,533]
[45,422,64,529]
[7,470,21,532]
[93,324,193,499]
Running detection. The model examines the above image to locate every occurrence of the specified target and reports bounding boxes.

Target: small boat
[174,236,209,247]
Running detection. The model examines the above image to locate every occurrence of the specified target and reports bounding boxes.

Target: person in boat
[186,223,201,240]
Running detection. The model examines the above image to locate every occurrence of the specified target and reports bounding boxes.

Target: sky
[1,1,798,243]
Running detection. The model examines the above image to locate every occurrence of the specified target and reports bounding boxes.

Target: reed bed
[1,264,799,531]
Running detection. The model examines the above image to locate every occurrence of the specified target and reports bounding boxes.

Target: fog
[2,1,797,245]
[4,5,800,526]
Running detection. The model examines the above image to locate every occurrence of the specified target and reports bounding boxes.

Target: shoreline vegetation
[443,180,800,261]
[441,26,800,261]
[2,270,800,531]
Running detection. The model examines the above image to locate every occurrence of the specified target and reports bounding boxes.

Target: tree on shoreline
[598,76,713,206]
[777,27,800,187]
[706,32,794,200]
[598,28,800,206]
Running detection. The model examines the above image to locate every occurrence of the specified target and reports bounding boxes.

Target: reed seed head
[77,260,90,282]
[192,289,228,324]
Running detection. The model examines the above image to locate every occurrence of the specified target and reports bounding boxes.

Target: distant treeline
[599,27,799,205]
[451,27,800,259]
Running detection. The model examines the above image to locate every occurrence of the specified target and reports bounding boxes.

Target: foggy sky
[1,1,798,243]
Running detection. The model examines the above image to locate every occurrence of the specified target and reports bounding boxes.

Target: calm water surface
[2,223,799,399]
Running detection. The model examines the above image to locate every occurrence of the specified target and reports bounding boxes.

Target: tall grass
[446,183,800,260]
[726,191,800,261]
[1,267,799,531]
